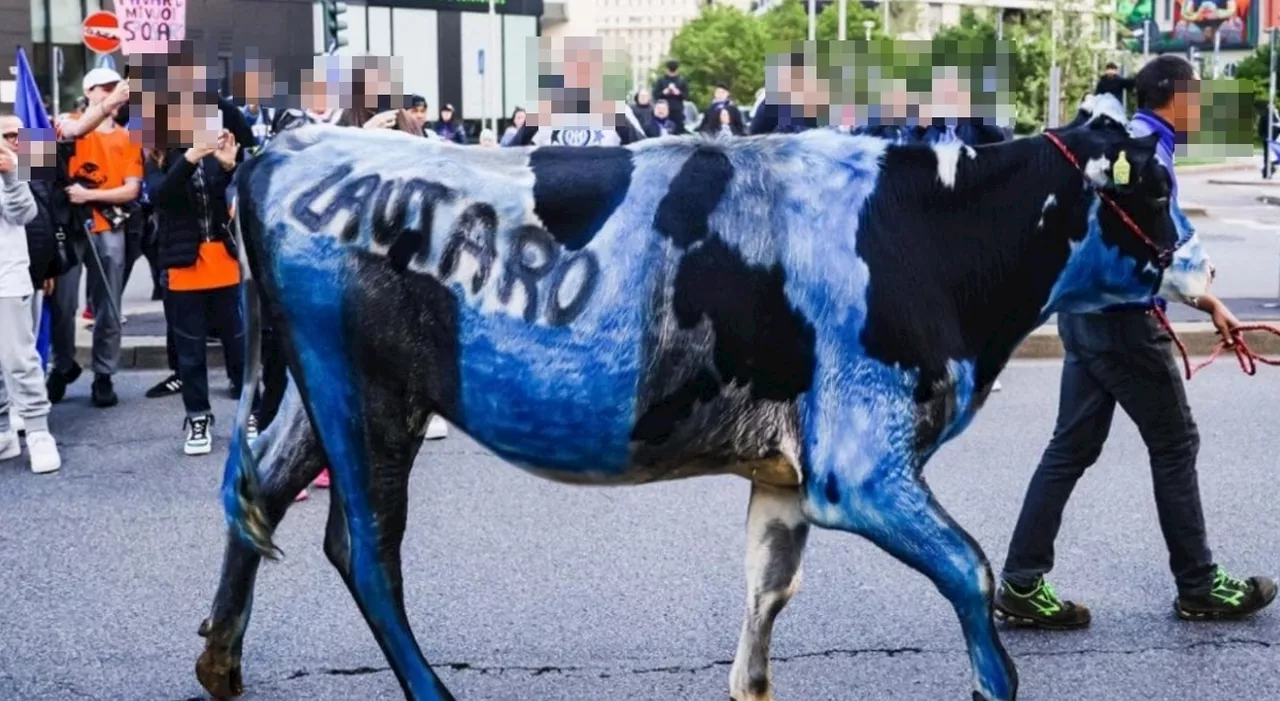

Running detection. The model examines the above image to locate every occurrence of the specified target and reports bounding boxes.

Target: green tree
[667,4,770,108]
[815,0,884,41]
[760,0,810,44]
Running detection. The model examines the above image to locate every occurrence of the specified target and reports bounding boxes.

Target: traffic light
[322,0,349,52]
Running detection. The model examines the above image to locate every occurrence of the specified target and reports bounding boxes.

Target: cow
[194,94,1213,701]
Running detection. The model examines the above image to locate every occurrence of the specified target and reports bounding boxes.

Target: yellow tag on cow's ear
[1113,151,1132,186]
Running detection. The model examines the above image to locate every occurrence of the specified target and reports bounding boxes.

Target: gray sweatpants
[50,229,125,377]
[0,294,52,435]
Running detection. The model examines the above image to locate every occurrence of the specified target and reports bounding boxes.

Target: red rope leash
[1151,306,1280,380]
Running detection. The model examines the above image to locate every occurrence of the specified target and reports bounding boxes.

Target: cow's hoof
[197,617,212,637]
[196,647,244,700]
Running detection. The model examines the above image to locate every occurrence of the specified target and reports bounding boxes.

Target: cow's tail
[222,183,281,561]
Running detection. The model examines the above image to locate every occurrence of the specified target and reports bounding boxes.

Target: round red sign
[82,11,121,54]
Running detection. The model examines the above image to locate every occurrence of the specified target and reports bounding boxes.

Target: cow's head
[1044,94,1213,313]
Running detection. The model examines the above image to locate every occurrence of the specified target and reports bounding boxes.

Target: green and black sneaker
[994,577,1092,630]
[1176,567,1277,621]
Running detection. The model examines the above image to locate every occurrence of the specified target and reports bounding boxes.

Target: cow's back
[240,126,889,482]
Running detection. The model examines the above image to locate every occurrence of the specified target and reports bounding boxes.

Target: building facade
[316,0,544,126]
[2,0,316,114]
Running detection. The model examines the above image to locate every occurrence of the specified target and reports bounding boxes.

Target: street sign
[82,11,122,54]
[478,48,485,75]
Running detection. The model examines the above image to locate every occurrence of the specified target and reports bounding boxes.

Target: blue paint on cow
[272,231,448,700]
[452,299,643,473]
[1044,199,1158,315]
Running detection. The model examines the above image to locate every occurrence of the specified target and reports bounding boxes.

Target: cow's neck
[860,136,1093,399]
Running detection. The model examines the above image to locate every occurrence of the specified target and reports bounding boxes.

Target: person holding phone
[145,102,255,456]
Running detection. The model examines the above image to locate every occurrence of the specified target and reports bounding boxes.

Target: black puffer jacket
[24,179,72,287]
[143,149,236,270]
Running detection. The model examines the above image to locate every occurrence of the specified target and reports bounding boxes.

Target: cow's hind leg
[803,462,1016,701]
[196,383,324,699]
[730,484,808,701]
[285,321,453,701]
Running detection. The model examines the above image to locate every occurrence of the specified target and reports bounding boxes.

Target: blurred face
[718,108,731,125]
[714,87,729,102]
[3,117,57,175]
[1170,82,1202,133]
[440,108,453,122]
[87,82,119,110]
[513,109,526,127]
[410,103,426,116]
[637,90,651,105]
[481,132,497,147]
[654,103,669,119]
[171,98,221,147]
[241,69,272,102]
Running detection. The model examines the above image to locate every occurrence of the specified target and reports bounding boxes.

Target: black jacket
[24,180,69,287]
[1094,75,1135,104]
[144,150,236,270]
[652,74,690,124]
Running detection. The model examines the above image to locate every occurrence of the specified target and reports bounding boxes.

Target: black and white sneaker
[146,373,183,399]
[184,415,214,456]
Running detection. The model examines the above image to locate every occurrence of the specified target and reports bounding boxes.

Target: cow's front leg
[730,484,809,701]
[196,384,325,699]
[802,456,1017,701]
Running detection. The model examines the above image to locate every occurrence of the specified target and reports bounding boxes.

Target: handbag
[47,227,79,278]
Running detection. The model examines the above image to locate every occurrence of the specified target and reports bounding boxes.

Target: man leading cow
[996,54,1276,629]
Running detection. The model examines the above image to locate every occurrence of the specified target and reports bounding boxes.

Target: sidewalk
[80,297,1280,368]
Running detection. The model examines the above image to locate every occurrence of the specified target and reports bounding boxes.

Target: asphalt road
[1,362,1277,701]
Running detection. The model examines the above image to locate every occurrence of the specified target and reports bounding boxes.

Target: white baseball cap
[83,67,124,95]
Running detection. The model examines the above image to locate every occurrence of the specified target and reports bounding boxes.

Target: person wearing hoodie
[433,104,468,144]
[0,114,62,473]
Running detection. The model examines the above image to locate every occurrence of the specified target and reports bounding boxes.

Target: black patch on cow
[439,203,499,294]
[672,237,815,401]
[371,179,404,246]
[290,163,354,231]
[630,237,815,444]
[653,147,734,249]
[498,225,559,323]
[761,520,809,592]
[630,368,720,443]
[545,250,601,327]
[824,473,841,504]
[407,181,457,269]
[529,147,633,250]
[854,138,1083,442]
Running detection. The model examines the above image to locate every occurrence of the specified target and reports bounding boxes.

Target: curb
[1180,161,1256,175]
[85,323,1280,369]
[1207,178,1280,187]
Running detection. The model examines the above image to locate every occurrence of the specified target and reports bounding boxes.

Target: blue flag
[16,47,55,370]
[15,47,52,131]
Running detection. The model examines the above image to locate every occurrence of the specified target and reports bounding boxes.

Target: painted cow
[196,95,1212,701]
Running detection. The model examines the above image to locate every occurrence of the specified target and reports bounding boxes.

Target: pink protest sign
[115,0,187,55]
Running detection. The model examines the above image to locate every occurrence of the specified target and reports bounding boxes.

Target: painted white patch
[1083,156,1111,187]
[1079,93,1129,130]
[1037,194,1057,229]
[934,141,965,189]
[962,145,977,160]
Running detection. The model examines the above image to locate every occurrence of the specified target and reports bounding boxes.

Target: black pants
[258,322,289,429]
[166,285,256,418]
[1002,310,1216,596]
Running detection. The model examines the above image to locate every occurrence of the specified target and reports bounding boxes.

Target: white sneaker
[0,429,18,461]
[246,414,260,444]
[992,379,1004,392]
[9,407,23,436]
[26,431,61,474]
[185,415,214,456]
[425,414,449,440]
